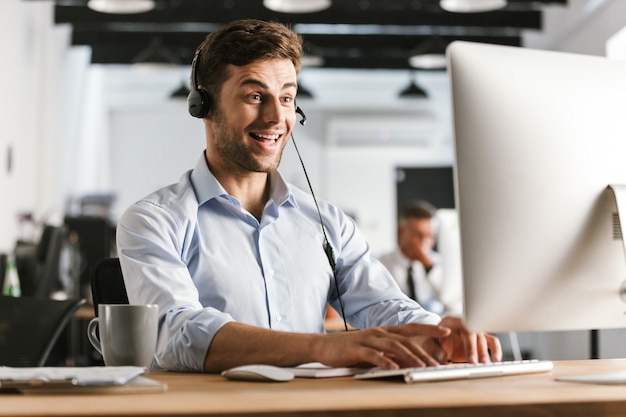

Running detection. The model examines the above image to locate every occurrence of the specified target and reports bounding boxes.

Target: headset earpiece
[187,50,211,118]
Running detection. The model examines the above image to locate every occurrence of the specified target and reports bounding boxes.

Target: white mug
[88,304,158,371]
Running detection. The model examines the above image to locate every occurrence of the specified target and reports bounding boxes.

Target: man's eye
[250,94,262,101]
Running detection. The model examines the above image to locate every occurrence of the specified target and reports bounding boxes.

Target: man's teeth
[253,133,280,140]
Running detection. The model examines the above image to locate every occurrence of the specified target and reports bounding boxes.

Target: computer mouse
[221,364,295,382]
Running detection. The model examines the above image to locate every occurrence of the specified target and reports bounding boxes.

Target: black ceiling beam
[40,0,567,68]
[54,4,542,30]
[79,33,521,68]
[71,30,520,48]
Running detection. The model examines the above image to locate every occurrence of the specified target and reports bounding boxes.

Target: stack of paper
[0,366,167,394]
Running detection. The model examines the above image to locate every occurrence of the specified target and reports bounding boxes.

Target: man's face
[398,217,436,260]
[206,58,298,175]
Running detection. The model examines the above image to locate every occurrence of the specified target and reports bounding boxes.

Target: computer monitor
[447,41,626,334]
[435,208,463,316]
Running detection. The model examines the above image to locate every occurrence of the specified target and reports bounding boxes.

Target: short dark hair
[400,200,437,221]
[194,19,303,114]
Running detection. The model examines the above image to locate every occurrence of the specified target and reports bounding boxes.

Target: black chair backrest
[90,257,129,317]
[0,253,6,292]
[34,225,67,299]
[14,242,38,297]
[0,295,85,367]
[65,216,116,290]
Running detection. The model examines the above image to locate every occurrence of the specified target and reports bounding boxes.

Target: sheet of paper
[0,366,146,386]
[556,372,626,385]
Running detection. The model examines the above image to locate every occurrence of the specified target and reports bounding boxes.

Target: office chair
[0,253,6,292]
[90,257,128,317]
[0,295,86,367]
[34,224,68,299]
[14,241,38,297]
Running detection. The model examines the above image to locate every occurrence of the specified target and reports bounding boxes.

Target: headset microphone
[296,106,307,126]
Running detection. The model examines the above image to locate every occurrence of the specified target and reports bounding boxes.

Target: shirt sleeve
[116,199,233,372]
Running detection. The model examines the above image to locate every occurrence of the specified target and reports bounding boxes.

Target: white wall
[0,0,75,251]
[108,103,203,220]
[525,0,626,55]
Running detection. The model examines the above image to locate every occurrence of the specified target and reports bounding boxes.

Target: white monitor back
[448,41,626,333]
[436,208,464,316]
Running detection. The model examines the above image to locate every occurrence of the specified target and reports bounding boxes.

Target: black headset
[187,50,211,118]
[187,50,307,126]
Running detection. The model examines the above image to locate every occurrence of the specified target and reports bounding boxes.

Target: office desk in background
[4,359,626,417]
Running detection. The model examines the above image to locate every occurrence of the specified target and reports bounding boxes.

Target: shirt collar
[189,152,297,208]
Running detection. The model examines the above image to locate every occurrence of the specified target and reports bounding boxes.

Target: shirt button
[276,315,282,322]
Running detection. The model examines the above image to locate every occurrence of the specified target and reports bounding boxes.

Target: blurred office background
[2,0,626,364]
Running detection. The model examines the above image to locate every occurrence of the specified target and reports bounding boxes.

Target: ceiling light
[440,0,507,13]
[409,54,447,70]
[398,74,428,99]
[408,36,448,70]
[301,55,325,67]
[87,0,155,14]
[263,0,331,13]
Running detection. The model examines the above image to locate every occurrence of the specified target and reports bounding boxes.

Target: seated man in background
[116,19,500,373]
[379,201,462,316]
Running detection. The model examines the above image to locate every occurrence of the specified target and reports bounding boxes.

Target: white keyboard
[354,360,553,383]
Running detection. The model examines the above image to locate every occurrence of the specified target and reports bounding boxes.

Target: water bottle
[3,256,21,297]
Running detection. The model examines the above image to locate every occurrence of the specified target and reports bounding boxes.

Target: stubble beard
[212,108,284,174]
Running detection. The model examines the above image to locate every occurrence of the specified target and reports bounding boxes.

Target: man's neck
[232,176,270,221]
[206,158,271,221]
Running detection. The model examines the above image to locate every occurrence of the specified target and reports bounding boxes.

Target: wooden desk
[4,359,626,417]
[74,304,95,320]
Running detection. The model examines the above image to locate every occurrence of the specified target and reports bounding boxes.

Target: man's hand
[204,319,501,373]
[420,316,502,364]
[314,318,501,370]
[412,243,434,270]
[312,323,451,370]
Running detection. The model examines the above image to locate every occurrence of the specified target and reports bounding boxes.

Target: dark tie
[406,264,417,301]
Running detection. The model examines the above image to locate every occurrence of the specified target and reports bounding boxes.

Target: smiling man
[116,19,501,373]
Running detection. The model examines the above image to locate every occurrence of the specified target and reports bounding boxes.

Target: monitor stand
[608,184,626,302]
[592,185,626,359]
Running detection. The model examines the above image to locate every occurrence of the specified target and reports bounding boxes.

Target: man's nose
[261,99,284,124]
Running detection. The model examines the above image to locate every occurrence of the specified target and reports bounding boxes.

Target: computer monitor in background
[447,41,626,334]
[14,225,67,298]
[64,216,116,296]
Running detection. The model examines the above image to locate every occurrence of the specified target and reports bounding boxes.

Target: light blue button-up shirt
[117,153,440,372]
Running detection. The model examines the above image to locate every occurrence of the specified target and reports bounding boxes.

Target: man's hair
[194,19,303,112]
[399,200,437,221]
